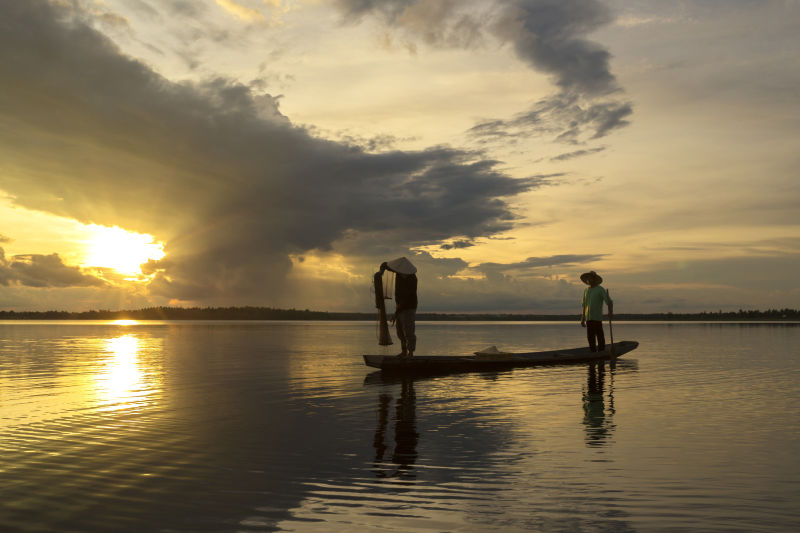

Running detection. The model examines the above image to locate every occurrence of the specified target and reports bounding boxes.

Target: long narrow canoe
[364,340,639,374]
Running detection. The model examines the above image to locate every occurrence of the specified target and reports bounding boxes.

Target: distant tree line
[0,306,361,321]
[613,309,800,321]
[0,306,798,321]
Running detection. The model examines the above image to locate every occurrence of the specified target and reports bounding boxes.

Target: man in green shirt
[580,271,613,352]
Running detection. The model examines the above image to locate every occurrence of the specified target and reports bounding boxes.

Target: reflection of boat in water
[364,341,639,375]
[364,358,639,481]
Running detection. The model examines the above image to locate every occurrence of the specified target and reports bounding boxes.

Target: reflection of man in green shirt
[580,271,613,352]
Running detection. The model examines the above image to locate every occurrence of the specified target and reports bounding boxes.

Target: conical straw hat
[387,257,417,275]
[580,271,603,284]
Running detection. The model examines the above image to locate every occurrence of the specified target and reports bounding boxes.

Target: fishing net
[372,270,393,345]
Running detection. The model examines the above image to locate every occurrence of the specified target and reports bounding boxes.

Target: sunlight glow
[110,319,139,326]
[84,225,165,275]
[96,334,144,409]
[288,252,359,280]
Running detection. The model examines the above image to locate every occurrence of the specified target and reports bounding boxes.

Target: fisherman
[380,257,418,358]
[580,271,613,352]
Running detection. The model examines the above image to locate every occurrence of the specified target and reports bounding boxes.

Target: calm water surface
[1,321,799,532]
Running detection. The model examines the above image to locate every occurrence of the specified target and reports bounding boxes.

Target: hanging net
[373,270,393,346]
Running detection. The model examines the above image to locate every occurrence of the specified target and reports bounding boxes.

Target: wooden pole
[608,289,616,367]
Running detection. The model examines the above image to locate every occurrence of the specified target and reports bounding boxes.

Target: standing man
[580,271,613,352]
[380,257,418,358]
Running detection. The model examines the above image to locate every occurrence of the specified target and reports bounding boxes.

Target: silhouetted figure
[380,257,418,358]
[580,270,613,352]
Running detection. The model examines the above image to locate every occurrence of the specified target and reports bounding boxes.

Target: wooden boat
[363,340,639,374]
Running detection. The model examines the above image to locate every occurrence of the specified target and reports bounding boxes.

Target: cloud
[551,146,606,161]
[439,240,475,250]
[214,0,296,26]
[469,254,607,286]
[0,248,107,288]
[164,1,207,18]
[414,252,599,312]
[0,0,541,304]
[478,254,607,272]
[333,0,633,143]
[609,253,800,312]
[335,0,619,92]
[491,0,616,95]
[470,93,632,143]
[215,0,266,23]
[108,1,268,73]
[288,248,605,313]
[294,249,594,313]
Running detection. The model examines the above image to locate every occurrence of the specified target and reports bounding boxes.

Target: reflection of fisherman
[372,378,418,478]
[392,379,418,470]
[380,257,418,358]
[582,362,614,447]
[580,270,613,352]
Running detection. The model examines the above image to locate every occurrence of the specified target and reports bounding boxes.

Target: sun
[84,225,165,275]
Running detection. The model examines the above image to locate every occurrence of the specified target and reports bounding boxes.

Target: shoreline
[1,306,798,323]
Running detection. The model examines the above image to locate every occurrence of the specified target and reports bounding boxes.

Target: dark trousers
[586,320,605,351]
[395,309,416,353]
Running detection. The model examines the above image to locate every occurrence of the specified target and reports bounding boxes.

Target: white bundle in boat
[473,345,513,358]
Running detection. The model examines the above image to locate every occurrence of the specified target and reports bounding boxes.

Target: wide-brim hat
[387,257,417,275]
[580,271,602,284]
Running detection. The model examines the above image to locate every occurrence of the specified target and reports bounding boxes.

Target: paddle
[608,289,616,367]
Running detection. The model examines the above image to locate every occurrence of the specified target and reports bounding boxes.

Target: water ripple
[2,321,799,531]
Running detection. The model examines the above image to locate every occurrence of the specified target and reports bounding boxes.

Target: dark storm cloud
[0,248,106,288]
[469,82,632,143]
[440,240,475,250]
[488,0,633,142]
[334,0,616,92]
[491,0,617,95]
[0,0,540,303]
[334,0,632,143]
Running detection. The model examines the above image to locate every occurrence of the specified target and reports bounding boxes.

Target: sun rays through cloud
[84,225,165,276]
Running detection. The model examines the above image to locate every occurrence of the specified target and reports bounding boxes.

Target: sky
[1,0,799,314]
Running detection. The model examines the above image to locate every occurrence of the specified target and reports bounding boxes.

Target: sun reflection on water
[95,334,147,410]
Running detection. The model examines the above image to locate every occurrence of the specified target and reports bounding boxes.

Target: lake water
[1,320,799,532]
